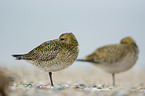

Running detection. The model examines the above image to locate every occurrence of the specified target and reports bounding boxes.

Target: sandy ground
[1,65,145,96]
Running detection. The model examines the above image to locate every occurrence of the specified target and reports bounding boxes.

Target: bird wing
[86,44,130,64]
[22,40,61,61]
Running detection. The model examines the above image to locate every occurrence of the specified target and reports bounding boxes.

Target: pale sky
[0,0,145,69]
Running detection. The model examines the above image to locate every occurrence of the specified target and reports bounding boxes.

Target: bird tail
[12,54,24,60]
[76,59,100,63]
[76,59,93,63]
[76,59,89,62]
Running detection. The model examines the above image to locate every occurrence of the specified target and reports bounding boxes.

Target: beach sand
[1,64,145,96]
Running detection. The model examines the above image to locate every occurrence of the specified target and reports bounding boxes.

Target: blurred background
[0,0,145,70]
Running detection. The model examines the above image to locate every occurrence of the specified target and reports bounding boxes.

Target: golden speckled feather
[77,36,139,86]
[12,33,79,86]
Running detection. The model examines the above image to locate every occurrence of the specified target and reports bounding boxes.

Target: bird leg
[49,72,54,86]
[112,73,115,86]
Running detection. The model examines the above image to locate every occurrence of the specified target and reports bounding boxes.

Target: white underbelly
[25,49,79,72]
[93,54,138,73]
[26,59,74,72]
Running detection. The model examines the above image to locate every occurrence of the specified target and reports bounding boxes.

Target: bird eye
[60,38,66,41]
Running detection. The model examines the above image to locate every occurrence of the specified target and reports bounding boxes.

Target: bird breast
[93,50,138,73]
[26,46,79,72]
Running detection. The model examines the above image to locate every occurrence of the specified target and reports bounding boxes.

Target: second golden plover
[77,37,139,86]
[12,33,79,86]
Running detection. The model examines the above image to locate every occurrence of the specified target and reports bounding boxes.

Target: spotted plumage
[77,37,139,86]
[12,33,79,86]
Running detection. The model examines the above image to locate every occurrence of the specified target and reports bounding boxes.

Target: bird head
[120,36,137,46]
[59,33,79,46]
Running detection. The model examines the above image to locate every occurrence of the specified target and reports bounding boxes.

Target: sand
[1,65,145,96]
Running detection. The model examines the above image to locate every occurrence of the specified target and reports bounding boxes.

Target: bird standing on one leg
[77,37,139,86]
[12,33,79,86]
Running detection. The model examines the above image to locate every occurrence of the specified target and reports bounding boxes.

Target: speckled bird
[77,37,139,86]
[12,33,79,86]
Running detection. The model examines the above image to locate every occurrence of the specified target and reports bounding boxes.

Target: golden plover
[77,37,139,86]
[12,33,79,86]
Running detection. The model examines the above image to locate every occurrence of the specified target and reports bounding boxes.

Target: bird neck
[60,43,78,50]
